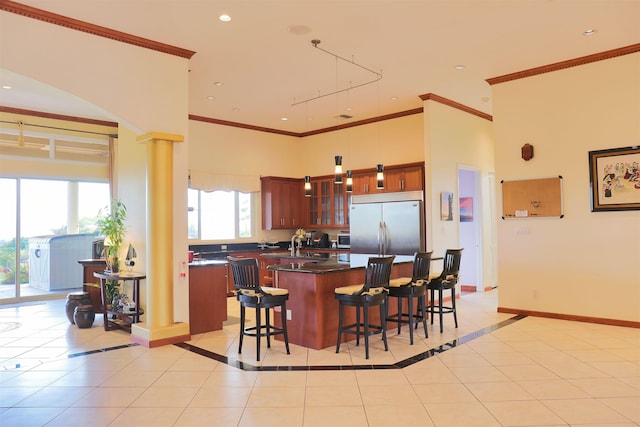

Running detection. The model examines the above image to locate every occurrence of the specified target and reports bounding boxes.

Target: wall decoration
[459,197,473,222]
[440,192,453,221]
[589,146,640,212]
[501,177,563,218]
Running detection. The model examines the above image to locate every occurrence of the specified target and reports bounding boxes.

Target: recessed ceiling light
[455,65,465,70]
[307,117,313,121]
[345,106,352,111]
[583,29,597,36]
[288,25,311,35]
[391,96,398,101]
[206,96,215,100]
[214,81,223,86]
[232,108,240,112]
[1,85,12,89]
[219,14,231,22]
[281,117,288,121]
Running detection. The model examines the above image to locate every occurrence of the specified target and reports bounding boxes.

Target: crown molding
[419,93,493,122]
[190,108,425,137]
[486,43,640,85]
[0,105,118,127]
[0,0,196,59]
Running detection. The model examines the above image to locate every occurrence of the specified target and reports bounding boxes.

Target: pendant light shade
[334,155,343,184]
[304,176,312,197]
[346,170,353,192]
[376,164,384,189]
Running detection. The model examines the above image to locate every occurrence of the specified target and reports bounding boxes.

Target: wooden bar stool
[335,256,395,359]
[428,249,463,333]
[228,256,290,361]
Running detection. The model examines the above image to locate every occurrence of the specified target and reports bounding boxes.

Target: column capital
[137,132,184,144]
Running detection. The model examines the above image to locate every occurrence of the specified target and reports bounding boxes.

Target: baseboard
[497,306,640,329]
[131,333,191,348]
[460,285,495,293]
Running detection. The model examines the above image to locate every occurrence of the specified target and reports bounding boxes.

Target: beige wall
[2,12,192,322]
[492,52,640,322]
[423,100,496,286]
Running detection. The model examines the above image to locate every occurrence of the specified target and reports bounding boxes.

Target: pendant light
[334,155,343,184]
[304,176,312,197]
[376,164,384,189]
[346,170,353,192]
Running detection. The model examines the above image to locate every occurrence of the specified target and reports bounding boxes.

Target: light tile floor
[1,290,639,426]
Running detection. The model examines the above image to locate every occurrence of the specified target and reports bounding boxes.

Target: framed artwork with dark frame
[588,146,640,212]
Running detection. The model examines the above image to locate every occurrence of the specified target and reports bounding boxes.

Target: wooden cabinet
[189,263,228,334]
[352,163,424,195]
[307,177,349,228]
[261,177,305,230]
[351,170,377,195]
[384,164,424,192]
[227,251,276,287]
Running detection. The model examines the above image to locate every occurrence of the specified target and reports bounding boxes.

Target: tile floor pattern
[0,290,638,426]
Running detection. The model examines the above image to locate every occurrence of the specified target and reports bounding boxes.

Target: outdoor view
[0,178,109,300]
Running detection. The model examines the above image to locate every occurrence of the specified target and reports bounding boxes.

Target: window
[188,189,253,240]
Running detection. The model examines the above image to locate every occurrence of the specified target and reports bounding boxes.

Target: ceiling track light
[291,39,382,106]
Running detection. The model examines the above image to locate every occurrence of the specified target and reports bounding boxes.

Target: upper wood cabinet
[384,164,424,192]
[351,162,424,195]
[261,177,304,230]
[307,177,349,228]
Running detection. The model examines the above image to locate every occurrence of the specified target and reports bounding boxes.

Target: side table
[93,271,146,332]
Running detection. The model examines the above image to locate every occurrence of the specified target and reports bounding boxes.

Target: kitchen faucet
[290,228,306,256]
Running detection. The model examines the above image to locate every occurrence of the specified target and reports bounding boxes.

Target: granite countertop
[267,253,414,274]
[188,259,228,267]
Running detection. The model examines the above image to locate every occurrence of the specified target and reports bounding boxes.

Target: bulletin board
[501,176,563,219]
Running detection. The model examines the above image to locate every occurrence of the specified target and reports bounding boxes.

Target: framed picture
[459,197,473,222]
[440,192,453,221]
[588,146,640,212]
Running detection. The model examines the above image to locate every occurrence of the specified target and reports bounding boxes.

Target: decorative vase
[73,305,95,328]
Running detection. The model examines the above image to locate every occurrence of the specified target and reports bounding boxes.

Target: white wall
[493,52,640,322]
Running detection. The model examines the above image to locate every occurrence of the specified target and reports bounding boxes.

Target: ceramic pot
[65,292,91,324]
[73,305,95,328]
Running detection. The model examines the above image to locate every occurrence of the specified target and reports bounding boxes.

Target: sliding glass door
[0,178,108,302]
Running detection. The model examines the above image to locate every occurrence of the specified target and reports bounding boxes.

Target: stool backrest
[438,249,463,283]
[228,257,261,292]
[364,256,395,291]
[412,251,433,282]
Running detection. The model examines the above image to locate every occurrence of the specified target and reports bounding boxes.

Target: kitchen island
[264,252,414,350]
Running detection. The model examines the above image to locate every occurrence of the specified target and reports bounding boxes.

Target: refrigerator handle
[378,221,384,255]
[382,221,389,255]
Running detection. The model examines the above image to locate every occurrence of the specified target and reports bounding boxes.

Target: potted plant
[96,199,127,275]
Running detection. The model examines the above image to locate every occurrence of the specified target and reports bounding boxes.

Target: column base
[131,322,191,348]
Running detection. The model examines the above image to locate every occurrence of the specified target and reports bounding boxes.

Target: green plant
[96,199,127,273]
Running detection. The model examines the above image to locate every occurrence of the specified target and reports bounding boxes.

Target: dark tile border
[174,314,526,371]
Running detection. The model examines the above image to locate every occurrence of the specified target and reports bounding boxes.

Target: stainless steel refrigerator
[349,191,425,255]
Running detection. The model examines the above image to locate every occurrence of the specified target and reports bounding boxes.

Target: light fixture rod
[0,119,118,138]
[291,39,382,106]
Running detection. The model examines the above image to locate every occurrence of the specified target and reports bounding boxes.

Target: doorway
[458,167,482,291]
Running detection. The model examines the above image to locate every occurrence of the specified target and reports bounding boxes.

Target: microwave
[336,233,350,249]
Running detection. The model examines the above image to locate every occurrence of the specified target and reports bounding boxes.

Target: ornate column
[131,132,190,347]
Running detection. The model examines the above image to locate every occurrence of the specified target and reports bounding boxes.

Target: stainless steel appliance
[337,233,350,248]
[349,191,424,255]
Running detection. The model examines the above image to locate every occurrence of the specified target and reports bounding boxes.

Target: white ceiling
[1,1,639,134]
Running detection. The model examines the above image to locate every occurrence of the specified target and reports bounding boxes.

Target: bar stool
[428,248,463,333]
[386,251,432,344]
[335,256,395,359]
[228,256,290,361]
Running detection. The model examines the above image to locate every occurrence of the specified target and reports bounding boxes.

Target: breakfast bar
[265,253,414,350]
